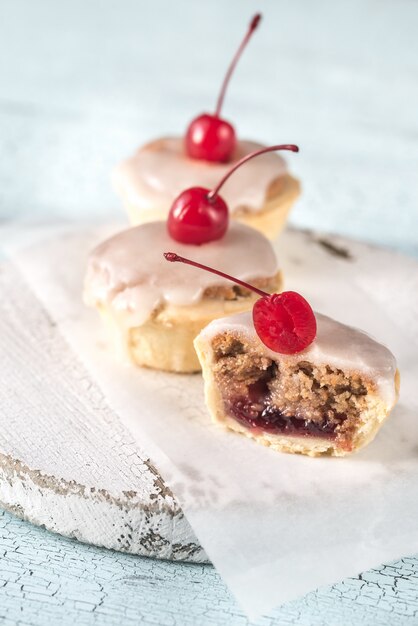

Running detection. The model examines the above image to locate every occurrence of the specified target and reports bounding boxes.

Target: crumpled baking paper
[3,221,418,618]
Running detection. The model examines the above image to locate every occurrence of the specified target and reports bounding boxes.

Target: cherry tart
[112,14,300,239]
[83,222,281,373]
[195,312,399,456]
[113,138,300,240]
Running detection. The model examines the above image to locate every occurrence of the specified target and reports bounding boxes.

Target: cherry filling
[227,379,348,440]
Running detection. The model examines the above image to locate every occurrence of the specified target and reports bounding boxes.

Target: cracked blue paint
[1,0,418,623]
[2,510,418,625]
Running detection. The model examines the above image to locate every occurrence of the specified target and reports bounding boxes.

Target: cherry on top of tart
[185,13,262,164]
[164,253,316,355]
[167,144,299,245]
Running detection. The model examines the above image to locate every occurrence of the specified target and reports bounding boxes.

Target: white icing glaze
[198,311,398,407]
[84,222,279,327]
[112,137,288,216]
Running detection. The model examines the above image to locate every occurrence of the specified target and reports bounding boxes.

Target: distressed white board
[1,227,417,563]
[0,258,205,563]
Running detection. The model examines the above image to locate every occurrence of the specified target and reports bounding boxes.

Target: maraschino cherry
[168,144,299,245]
[163,253,317,355]
[185,13,262,163]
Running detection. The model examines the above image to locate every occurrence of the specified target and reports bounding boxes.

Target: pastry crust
[121,174,300,241]
[113,138,301,240]
[85,220,281,374]
[95,273,282,374]
[194,330,400,456]
[232,174,301,240]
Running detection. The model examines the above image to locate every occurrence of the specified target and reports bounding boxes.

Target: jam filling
[227,379,348,440]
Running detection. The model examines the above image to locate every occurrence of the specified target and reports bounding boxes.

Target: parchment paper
[4,222,418,618]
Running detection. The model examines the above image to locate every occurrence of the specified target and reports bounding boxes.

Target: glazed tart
[195,311,399,456]
[84,222,281,373]
[112,138,300,240]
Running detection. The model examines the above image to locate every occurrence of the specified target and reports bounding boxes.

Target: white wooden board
[1,227,417,563]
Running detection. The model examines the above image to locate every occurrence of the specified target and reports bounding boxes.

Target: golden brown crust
[194,330,398,457]
[122,175,300,240]
[232,174,301,239]
[266,175,287,199]
[202,271,282,300]
[117,138,301,240]
[93,269,281,374]
[233,174,292,214]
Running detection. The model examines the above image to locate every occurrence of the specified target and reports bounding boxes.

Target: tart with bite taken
[164,255,399,455]
[84,145,296,373]
[112,14,300,240]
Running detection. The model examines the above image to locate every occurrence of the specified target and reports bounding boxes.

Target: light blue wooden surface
[1,0,418,624]
[2,507,418,626]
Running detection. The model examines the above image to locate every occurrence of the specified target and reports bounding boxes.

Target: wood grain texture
[2,508,418,626]
[0,263,206,562]
[1,227,418,578]
[0,0,417,623]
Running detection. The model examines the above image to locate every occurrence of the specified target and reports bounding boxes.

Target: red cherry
[185,114,236,163]
[185,14,262,163]
[168,144,298,245]
[163,254,317,355]
[167,187,228,245]
[252,292,317,355]
[168,144,299,245]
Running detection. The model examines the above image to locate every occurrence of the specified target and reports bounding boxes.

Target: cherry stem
[215,13,262,117]
[207,144,299,201]
[163,252,269,298]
